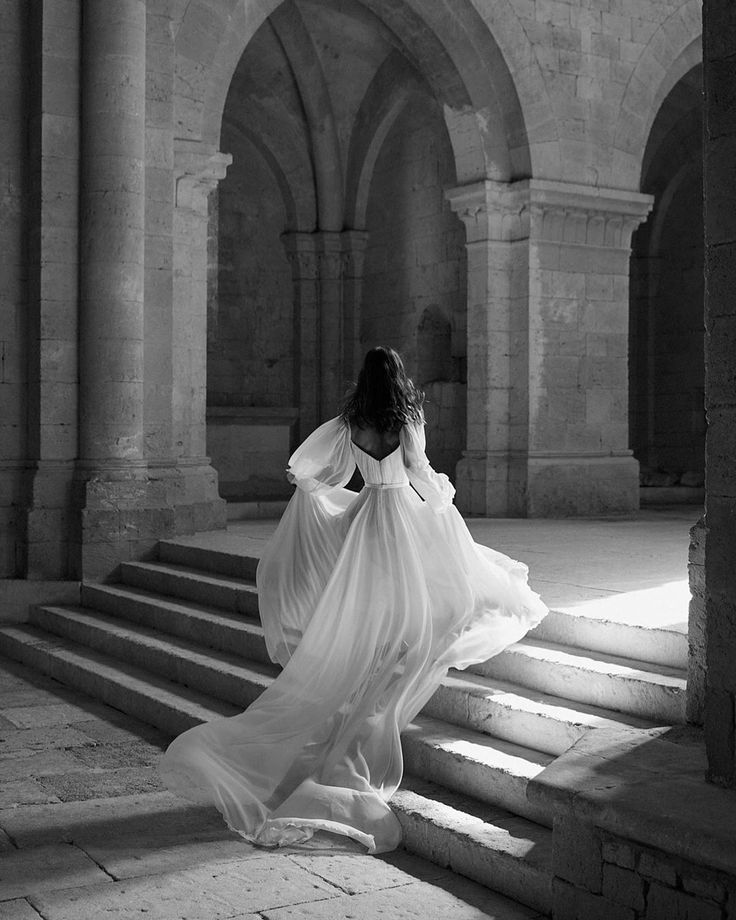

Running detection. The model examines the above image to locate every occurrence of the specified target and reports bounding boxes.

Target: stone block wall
[552,816,734,920]
[362,89,466,476]
[702,0,736,787]
[212,127,294,409]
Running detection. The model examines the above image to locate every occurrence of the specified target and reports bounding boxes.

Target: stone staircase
[0,536,688,916]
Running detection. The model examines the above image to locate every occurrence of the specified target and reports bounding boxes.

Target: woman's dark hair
[341,346,424,432]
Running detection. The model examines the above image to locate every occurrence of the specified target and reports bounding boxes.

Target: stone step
[530,608,687,670]
[29,606,275,710]
[426,669,655,757]
[472,639,686,724]
[0,625,238,737]
[404,716,554,826]
[392,777,553,914]
[119,561,260,617]
[81,583,271,664]
[158,539,260,581]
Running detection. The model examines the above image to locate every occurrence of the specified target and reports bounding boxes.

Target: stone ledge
[527,723,736,878]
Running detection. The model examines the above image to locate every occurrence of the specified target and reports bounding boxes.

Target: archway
[630,64,704,501]
[193,0,531,500]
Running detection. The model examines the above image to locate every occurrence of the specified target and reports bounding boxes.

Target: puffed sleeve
[286,416,356,494]
[400,419,456,513]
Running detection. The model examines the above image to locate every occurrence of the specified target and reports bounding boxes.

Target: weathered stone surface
[30,857,339,920]
[0,900,45,920]
[645,881,721,920]
[0,843,110,901]
[553,815,601,892]
[0,779,60,809]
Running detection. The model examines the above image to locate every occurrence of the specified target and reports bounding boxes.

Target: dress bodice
[350,441,410,488]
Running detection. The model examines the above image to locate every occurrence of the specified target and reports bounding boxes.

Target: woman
[158,346,547,854]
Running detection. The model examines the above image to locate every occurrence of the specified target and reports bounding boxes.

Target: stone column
[171,140,230,530]
[446,180,531,516]
[703,0,736,786]
[525,180,652,516]
[448,179,652,517]
[78,0,146,469]
[74,0,148,578]
[283,233,320,444]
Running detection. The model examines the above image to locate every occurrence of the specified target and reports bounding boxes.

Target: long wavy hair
[341,346,424,433]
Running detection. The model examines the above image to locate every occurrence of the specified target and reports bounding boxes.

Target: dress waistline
[363,481,409,490]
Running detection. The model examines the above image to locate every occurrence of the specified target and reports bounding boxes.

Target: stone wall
[212,128,294,409]
[553,816,734,920]
[702,0,736,787]
[362,89,466,476]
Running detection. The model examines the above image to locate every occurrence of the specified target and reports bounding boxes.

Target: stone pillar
[74,0,148,578]
[525,181,653,516]
[171,140,230,531]
[23,0,81,578]
[448,179,652,517]
[446,181,531,516]
[173,141,231,461]
[703,0,736,786]
[78,0,146,469]
[319,231,346,419]
[341,230,369,388]
[283,233,320,444]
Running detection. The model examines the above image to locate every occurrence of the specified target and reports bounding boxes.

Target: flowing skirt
[158,485,547,853]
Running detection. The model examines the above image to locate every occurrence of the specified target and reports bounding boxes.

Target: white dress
[158,417,547,854]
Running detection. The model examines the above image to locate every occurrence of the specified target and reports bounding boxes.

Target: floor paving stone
[81,834,261,880]
[0,750,84,782]
[28,857,340,920]
[0,726,97,759]
[0,830,15,854]
[0,899,44,920]
[0,843,111,901]
[1,702,110,729]
[0,779,60,809]
[37,765,165,802]
[259,879,542,919]
[0,793,228,848]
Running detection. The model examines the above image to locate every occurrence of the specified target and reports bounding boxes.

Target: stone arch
[269,2,344,231]
[345,51,426,228]
[629,61,704,486]
[613,0,702,188]
[174,0,534,184]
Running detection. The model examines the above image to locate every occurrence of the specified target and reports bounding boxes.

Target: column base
[72,460,226,581]
[455,451,527,516]
[456,451,640,517]
[24,461,76,580]
[527,454,640,517]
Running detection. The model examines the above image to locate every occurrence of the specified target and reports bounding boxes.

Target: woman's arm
[286,417,356,493]
[400,420,456,513]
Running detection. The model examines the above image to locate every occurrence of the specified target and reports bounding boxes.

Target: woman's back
[349,422,400,462]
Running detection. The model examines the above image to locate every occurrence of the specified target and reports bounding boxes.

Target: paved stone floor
[0,656,545,920]
[183,505,699,631]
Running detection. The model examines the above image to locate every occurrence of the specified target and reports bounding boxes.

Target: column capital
[174,141,232,212]
[445,179,530,242]
[281,231,320,280]
[527,179,654,248]
[446,178,654,248]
